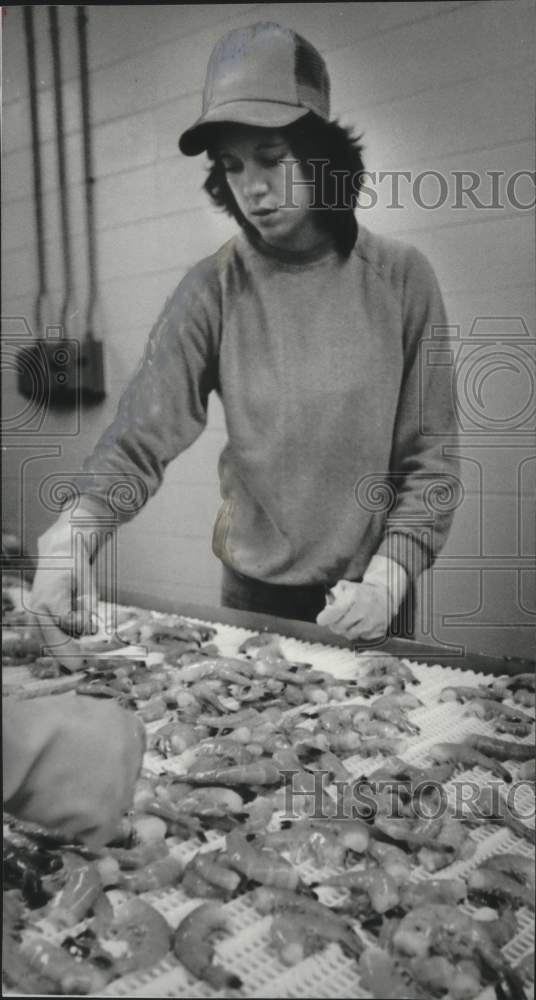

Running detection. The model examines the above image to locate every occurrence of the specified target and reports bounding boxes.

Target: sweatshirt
[76,223,459,586]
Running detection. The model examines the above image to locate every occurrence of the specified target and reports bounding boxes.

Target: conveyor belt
[4,608,535,999]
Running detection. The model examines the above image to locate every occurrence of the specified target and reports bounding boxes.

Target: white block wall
[2,3,535,656]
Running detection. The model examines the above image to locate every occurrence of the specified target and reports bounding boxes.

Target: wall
[2,2,535,657]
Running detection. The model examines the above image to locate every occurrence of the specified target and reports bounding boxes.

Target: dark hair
[203,114,365,257]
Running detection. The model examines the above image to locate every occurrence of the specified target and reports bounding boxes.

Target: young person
[30,22,459,658]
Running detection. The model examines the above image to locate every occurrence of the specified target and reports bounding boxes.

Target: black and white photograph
[2,3,535,997]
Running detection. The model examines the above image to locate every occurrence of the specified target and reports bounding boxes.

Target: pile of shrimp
[3,609,535,999]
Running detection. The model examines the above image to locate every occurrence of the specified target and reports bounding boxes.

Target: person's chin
[251,210,283,230]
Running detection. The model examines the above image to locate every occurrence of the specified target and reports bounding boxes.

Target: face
[215,125,323,252]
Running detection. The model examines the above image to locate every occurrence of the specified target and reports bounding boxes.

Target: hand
[3,695,146,849]
[28,513,100,670]
[316,557,408,641]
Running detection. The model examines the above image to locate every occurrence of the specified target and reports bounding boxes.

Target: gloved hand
[3,695,146,849]
[28,510,102,670]
[316,556,408,640]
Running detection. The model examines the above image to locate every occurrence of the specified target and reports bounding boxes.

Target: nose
[242,165,269,199]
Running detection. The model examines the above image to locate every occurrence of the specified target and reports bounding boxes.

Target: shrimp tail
[475,945,527,1000]
[464,734,535,762]
[172,903,242,991]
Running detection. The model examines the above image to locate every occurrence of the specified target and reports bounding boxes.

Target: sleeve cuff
[363,554,409,618]
[376,531,432,583]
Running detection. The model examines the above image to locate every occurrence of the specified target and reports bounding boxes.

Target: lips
[251,208,278,217]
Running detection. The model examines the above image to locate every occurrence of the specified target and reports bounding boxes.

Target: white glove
[27,509,103,669]
[316,556,408,640]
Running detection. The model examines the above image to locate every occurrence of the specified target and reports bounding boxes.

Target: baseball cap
[179,22,331,156]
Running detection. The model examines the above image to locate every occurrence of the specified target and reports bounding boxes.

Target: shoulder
[353,225,440,297]
[168,238,239,311]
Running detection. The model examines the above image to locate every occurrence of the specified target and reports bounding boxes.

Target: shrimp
[151,721,199,757]
[106,838,169,871]
[18,933,110,994]
[518,758,536,781]
[139,618,216,644]
[358,946,419,1000]
[137,695,168,722]
[316,709,364,750]
[492,673,535,695]
[223,830,301,890]
[118,855,182,893]
[45,858,104,929]
[319,867,400,913]
[371,692,423,711]
[410,955,482,1000]
[179,657,255,684]
[439,684,500,703]
[182,851,242,900]
[315,749,354,782]
[188,680,239,714]
[326,730,364,753]
[358,654,417,682]
[261,817,367,869]
[367,841,413,885]
[518,951,535,985]
[428,741,513,782]
[358,719,403,739]
[358,737,406,757]
[392,903,527,1000]
[462,786,536,844]
[239,632,286,659]
[184,737,257,771]
[399,878,467,909]
[228,681,268,703]
[172,902,241,990]
[465,698,534,736]
[142,798,203,839]
[369,757,456,790]
[194,707,263,731]
[355,674,406,695]
[269,910,363,966]
[513,688,536,707]
[252,887,365,964]
[186,759,281,787]
[369,693,422,734]
[468,866,535,910]
[169,786,245,818]
[373,815,474,867]
[464,732,535,761]
[260,824,341,867]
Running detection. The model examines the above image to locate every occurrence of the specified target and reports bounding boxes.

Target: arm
[376,245,460,580]
[3,695,145,848]
[29,260,222,659]
[318,247,459,639]
[75,257,222,521]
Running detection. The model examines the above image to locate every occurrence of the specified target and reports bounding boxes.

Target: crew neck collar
[241,223,339,266]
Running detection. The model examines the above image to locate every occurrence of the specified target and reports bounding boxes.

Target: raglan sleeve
[72,257,222,523]
[375,246,460,581]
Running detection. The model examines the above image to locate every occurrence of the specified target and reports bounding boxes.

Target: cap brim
[178,101,311,156]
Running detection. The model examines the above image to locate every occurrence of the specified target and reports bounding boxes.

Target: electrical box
[16,332,105,410]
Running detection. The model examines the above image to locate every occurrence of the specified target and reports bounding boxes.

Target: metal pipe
[48,5,74,338]
[23,6,50,333]
[76,5,99,341]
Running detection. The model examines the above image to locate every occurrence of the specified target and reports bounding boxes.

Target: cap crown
[202,22,330,119]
